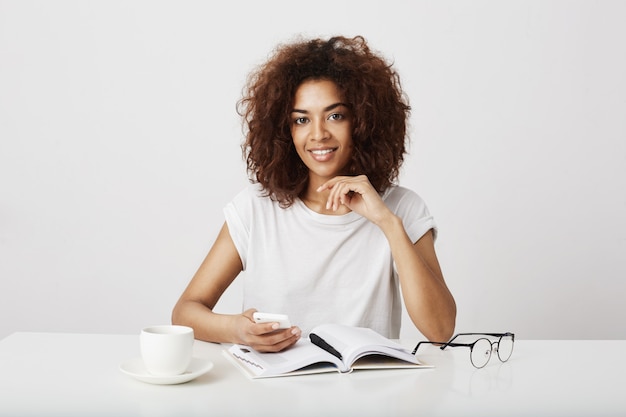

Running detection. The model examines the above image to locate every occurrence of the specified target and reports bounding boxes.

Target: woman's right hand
[235,309,302,352]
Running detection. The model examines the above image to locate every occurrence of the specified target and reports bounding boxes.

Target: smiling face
[290,79,354,187]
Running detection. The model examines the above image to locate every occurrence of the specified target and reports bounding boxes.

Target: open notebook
[224,323,432,378]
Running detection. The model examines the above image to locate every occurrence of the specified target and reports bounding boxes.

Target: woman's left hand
[317,175,393,225]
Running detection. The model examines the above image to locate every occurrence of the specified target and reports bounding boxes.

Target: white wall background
[1,0,624,341]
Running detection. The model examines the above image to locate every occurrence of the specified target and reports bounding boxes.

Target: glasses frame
[412,332,515,369]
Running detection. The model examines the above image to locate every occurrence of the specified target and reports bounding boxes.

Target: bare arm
[319,175,456,341]
[379,219,456,342]
[171,223,301,351]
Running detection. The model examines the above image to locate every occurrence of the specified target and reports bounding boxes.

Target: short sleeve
[223,187,253,269]
[384,187,437,243]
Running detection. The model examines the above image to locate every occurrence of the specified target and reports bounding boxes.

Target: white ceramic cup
[140,325,194,376]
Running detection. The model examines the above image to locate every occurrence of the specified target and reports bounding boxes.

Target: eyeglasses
[412,332,515,369]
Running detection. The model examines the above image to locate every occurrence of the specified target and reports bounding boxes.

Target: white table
[0,332,624,416]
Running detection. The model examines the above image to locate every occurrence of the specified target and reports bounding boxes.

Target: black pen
[310,333,343,360]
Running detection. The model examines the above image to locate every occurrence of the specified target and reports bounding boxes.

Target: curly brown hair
[237,35,411,208]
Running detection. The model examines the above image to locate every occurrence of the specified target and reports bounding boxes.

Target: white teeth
[311,149,334,155]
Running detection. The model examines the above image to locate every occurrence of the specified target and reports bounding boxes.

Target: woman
[172,35,456,352]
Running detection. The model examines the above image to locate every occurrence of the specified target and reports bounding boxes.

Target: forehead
[293,79,344,108]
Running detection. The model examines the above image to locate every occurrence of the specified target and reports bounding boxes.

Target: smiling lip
[308,147,338,162]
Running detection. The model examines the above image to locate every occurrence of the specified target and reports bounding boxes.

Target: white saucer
[120,357,213,385]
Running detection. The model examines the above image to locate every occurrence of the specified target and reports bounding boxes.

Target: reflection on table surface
[0,332,625,416]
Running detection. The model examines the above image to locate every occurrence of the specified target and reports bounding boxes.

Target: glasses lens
[497,334,514,362]
[470,338,492,368]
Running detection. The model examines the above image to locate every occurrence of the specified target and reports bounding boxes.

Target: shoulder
[230,183,269,204]
[383,185,428,211]
[384,185,437,241]
[227,182,282,215]
[231,182,260,200]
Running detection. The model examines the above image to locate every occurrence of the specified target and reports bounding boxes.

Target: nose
[310,119,330,141]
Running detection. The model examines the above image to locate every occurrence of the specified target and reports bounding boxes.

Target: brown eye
[293,117,308,125]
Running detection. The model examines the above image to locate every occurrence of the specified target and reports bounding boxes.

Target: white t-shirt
[223,183,436,338]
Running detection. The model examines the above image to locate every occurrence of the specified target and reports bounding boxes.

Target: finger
[328,180,361,210]
[248,327,301,350]
[266,334,301,352]
[249,321,285,336]
[265,333,300,352]
[242,308,257,321]
[323,179,345,209]
[316,176,347,193]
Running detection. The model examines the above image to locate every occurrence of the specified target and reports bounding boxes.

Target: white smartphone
[252,312,291,329]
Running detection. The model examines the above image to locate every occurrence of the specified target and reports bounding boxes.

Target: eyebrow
[291,102,349,114]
